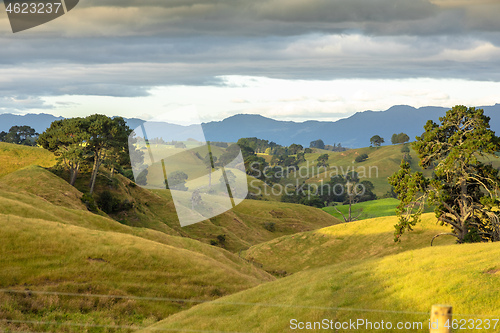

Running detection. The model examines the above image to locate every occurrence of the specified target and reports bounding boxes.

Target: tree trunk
[348,197,352,222]
[89,151,102,195]
[69,164,79,186]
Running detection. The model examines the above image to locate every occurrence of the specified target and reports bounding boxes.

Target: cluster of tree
[320,173,376,206]
[324,143,348,152]
[237,138,307,172]
[310,139,349,151]
[309,139,325,149]
[281,172,376,211]
[237,137,280,154]
[0,125,38,146]
[38,115,136,194]
[370,135,384,147]
[391,132,410,144]
[210,141,229,148]
[148,137,166,144]
[389,106,500,244]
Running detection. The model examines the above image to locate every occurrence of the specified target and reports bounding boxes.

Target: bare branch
[431,233,460,246]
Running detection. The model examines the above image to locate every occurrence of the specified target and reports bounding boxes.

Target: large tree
[389,106,500,244]
[370,135,384,147]
[310,139,325,149]
[86,115,132,194]
[316,153,329,168]
[391,132,410,144]
[38,118,89,186]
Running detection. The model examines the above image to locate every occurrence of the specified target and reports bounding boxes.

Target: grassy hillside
[0,144,340,254]
[243,213,454,274]
[4,142,499,332]
[284,144,500,197]
[323,198,401,220]
[142,241,500,332]
[0,165,87,210]
[153,189,340,252]
[0,142,55,177]
[322,197,435,221]
[296,145,425,197]
[0,214,273,332]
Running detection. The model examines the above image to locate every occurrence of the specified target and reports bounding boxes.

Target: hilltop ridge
[2,104,500,148]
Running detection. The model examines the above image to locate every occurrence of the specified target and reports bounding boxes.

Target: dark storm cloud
[0,0,500,99]
[3,0,494,37]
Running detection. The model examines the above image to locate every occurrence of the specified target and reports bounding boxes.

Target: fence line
[1,288,498,318]
[0,319,249,333]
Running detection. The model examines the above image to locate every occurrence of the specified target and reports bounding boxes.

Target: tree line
[0,125,38,146]
[37,114,138,194]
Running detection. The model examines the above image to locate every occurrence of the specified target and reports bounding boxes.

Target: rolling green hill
[0,143,339,331]
[0,156,340,253]
[243,213,454,275]
[141,240,500,333]
[322,197,435,221]
[0,142,55,178]
[3,142,500,333]
[323,198,401,220]
[280,144,500,198]
[0,150,281,331]
[0,213,274,332]
[297,145,425,197]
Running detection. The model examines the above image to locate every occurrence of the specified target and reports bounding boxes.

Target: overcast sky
[1,0,500,123]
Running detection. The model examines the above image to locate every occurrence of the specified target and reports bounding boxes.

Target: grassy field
[243,212,454,274]
[322,197,435,221]
[293,145,426,197]
[141,241,500,332]
[3,142,500,332]
[280,144,500,198]
[323,198,401,220]
[0,142,55,178]
[0,145,338,331]
[0,214,273,332]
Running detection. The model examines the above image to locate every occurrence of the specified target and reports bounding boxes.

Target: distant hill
[202,104,500,147]
[0,113,63,133]
[2,104,499,148]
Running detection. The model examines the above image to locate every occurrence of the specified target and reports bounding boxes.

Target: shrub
[216,234,226,245]
[355,153,368,163]
[263,222,276,232]
[121,169,135,181]
[96,190,120,213]
[81,193,98,212]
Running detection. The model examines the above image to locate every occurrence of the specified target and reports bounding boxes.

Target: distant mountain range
[2,104,499,148]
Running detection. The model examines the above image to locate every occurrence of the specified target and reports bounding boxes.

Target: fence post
[430,304,452,333]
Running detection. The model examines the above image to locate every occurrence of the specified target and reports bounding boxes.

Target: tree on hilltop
[310,139,325,149]
[391,132,410,144]
[370,135,384,147]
